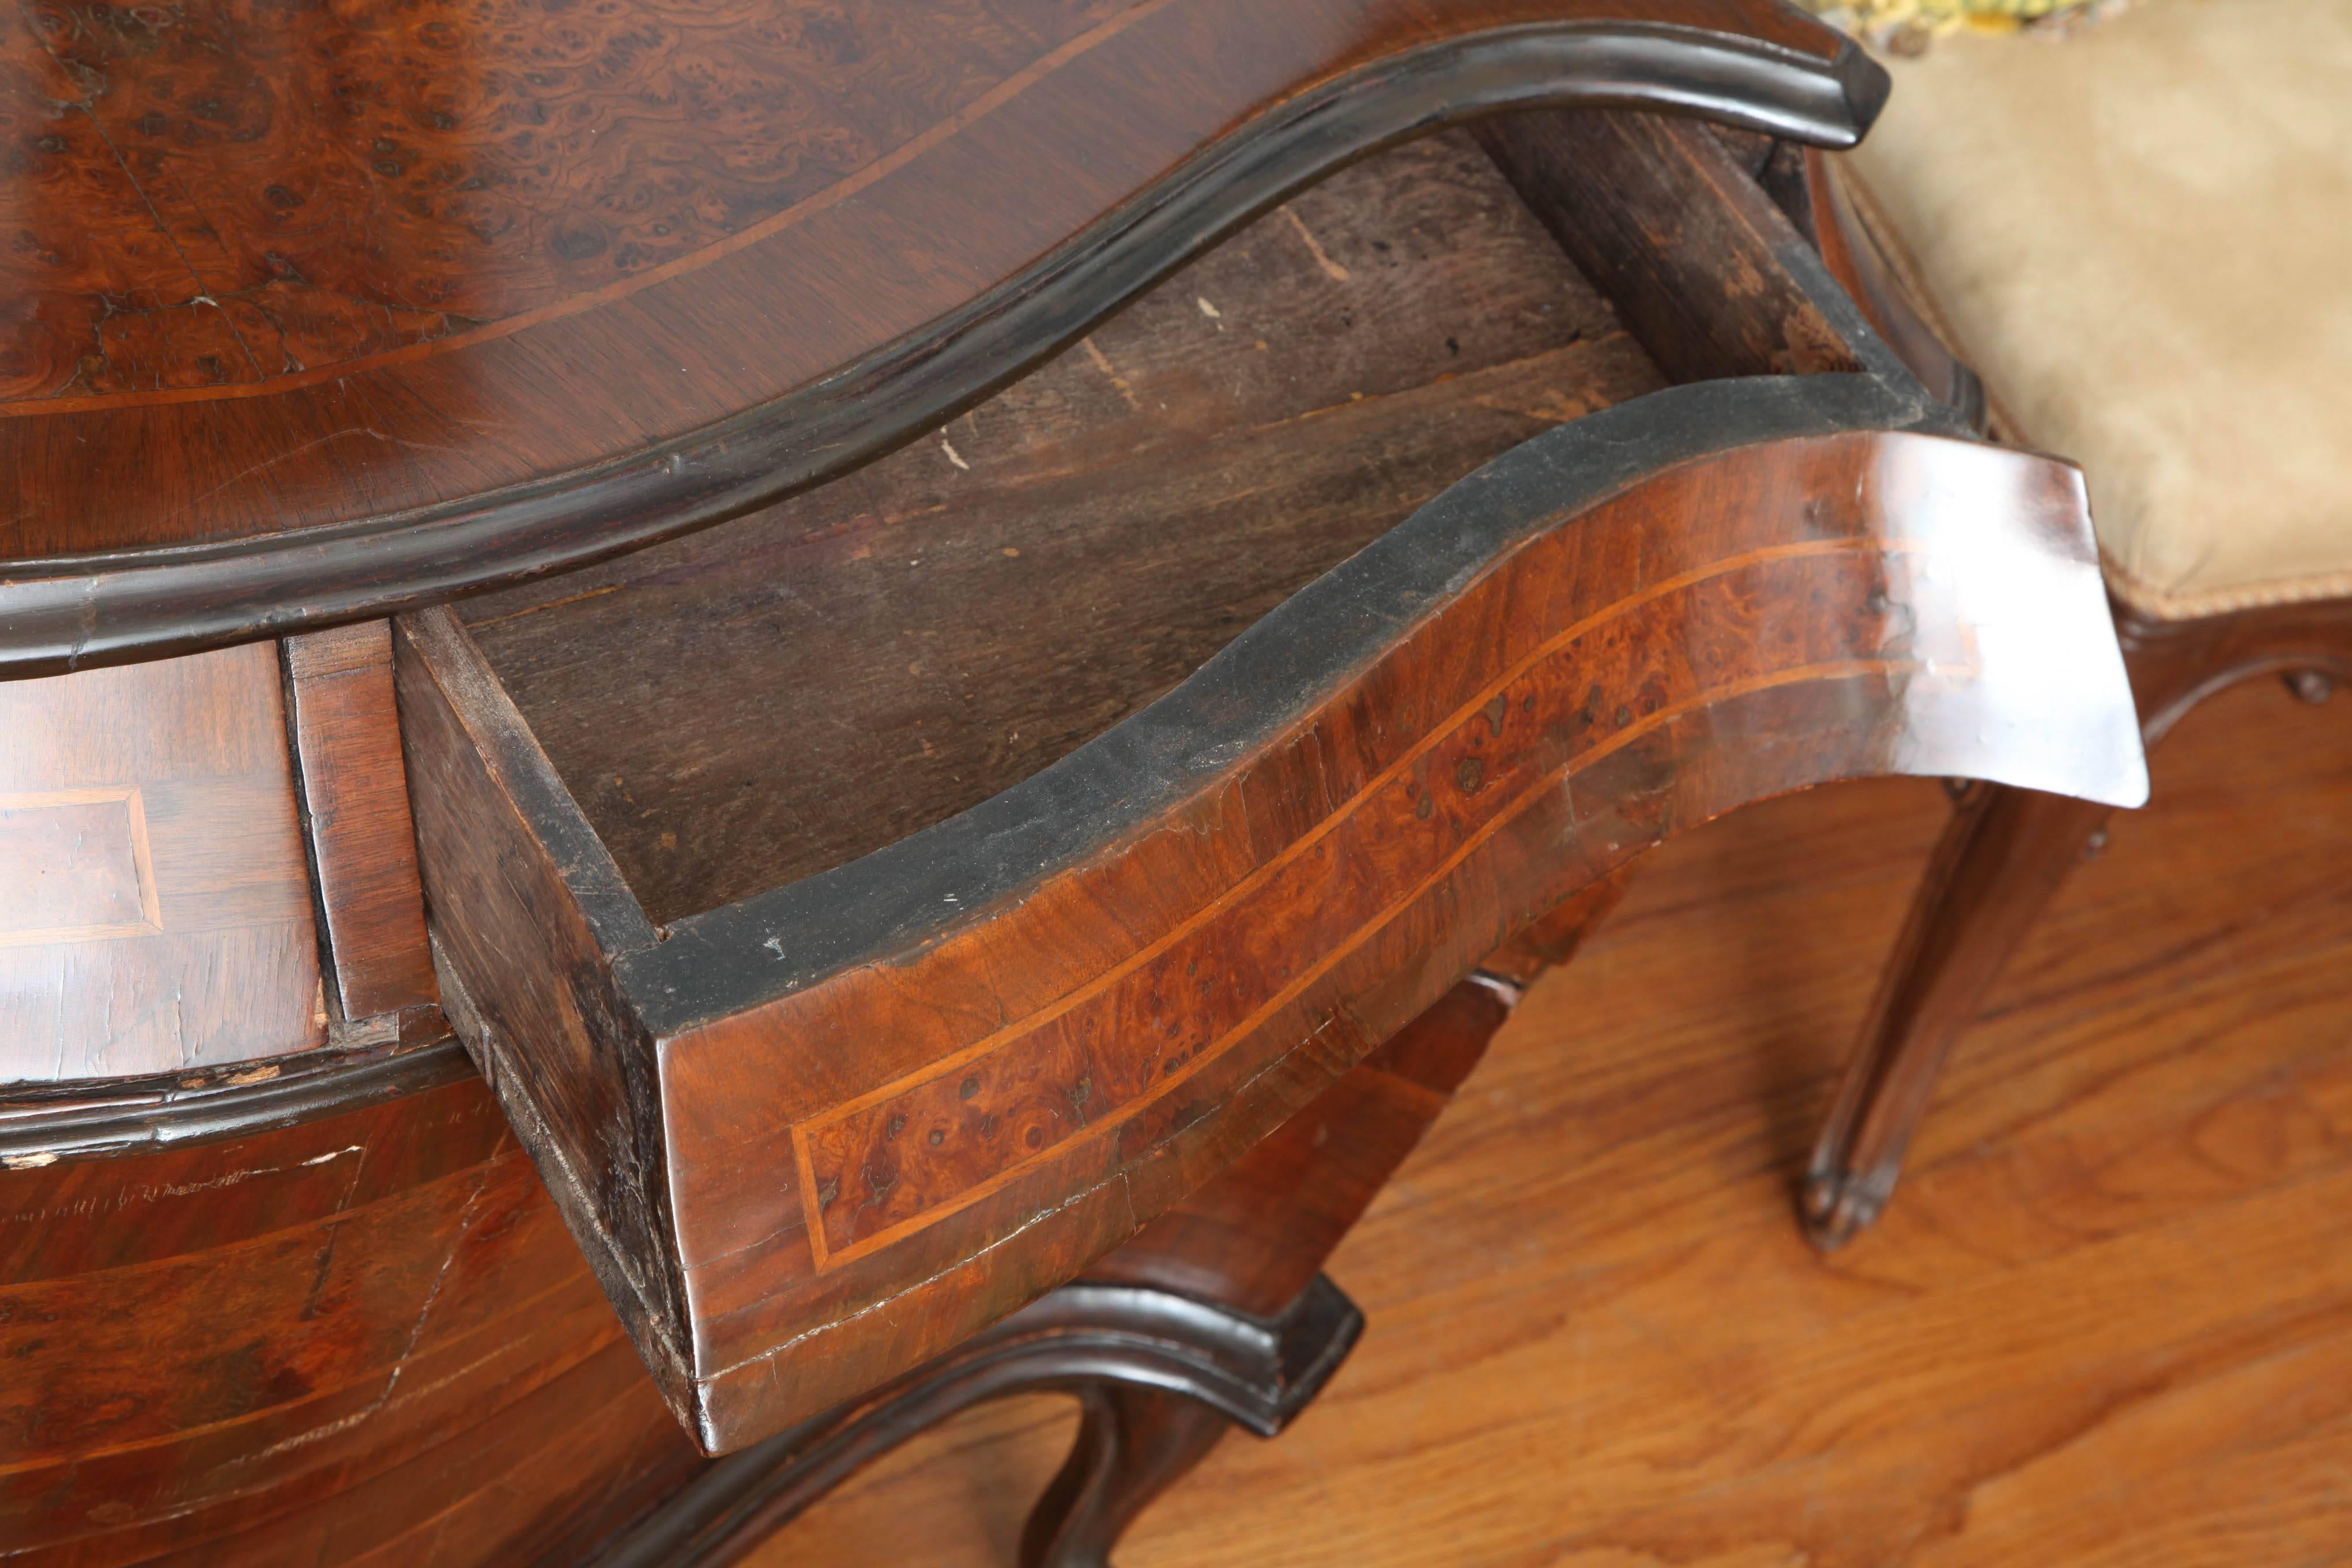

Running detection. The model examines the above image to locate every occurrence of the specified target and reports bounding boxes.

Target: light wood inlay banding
[794,541,1923,1265]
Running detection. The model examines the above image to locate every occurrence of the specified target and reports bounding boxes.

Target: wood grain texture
[404,384,2142,1451]
[1808,592,2352,1243]
[594,902,1623,1568]
[1807,773,2114,1243]
[0,641,324,1083]
[1792,141,2352,1238]
[0,0,1884,673]
[1079,982,1517,1323]
[283,620,438,1027]
[0,1048,707,1566]
[393,616,691,1413]
[749,672,2352,1567]
[0,884,1613,1567]
[458,129,1667,924]
[1477,107,1868,384]
[1081,877,1629,1324]
[596,1277,1361,1568]
[0,0,1121,401]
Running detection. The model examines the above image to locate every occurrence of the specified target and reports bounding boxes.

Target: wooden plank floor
[751,674,2352,1567]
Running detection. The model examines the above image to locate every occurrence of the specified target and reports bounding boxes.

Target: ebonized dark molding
[589,1277,1360,1568]
[0,20,1886,678]
[0,1038,468,1167]
[635,374,1954,1033]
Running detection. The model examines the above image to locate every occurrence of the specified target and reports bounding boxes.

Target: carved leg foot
[1804,782,2116,1249]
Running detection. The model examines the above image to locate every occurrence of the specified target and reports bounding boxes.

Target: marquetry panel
[0,788,160,947]
[0,642,323,1082]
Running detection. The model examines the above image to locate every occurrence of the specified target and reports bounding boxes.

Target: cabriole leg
[1019,1349,1315,1568]
[597,879,1632,1566]
[1804,781,2116,1248]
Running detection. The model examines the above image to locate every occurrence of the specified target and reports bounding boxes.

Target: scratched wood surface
[0,1056,707,1564]
[753,672,2352,1566]
[0,0,1868,685]
[458,129,1665,924]
[0,0,1812,416]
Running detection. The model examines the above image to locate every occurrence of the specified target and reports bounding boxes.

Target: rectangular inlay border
[0,787,163,948]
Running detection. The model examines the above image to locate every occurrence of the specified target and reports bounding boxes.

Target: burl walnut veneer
[0,3,2149,1563]
[401,387,2149,1453]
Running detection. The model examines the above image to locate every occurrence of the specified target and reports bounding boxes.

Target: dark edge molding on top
[0,1037,473,1167]
[0,22,1889,679]
[628,372,1962,1035]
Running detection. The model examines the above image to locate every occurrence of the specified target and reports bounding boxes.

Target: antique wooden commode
[0,2,2146,1562]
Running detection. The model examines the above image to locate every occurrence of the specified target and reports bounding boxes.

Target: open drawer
[394,110,2145,1452]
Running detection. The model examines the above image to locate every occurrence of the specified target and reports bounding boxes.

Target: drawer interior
[453,130,1672,926]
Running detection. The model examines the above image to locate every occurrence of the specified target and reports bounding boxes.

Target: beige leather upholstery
[1844,0,2352,619]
